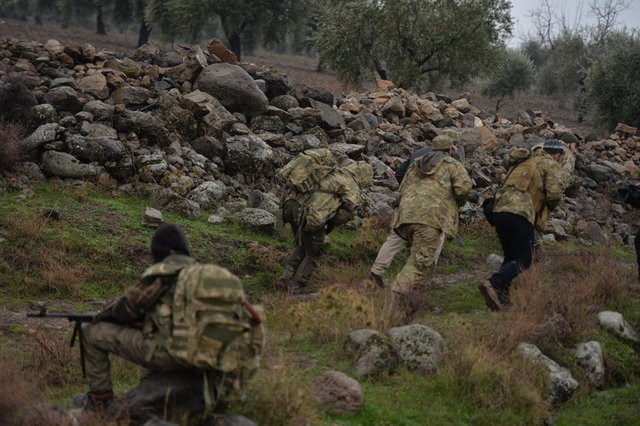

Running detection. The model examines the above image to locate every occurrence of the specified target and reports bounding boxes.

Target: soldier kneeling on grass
[75,223,264,419]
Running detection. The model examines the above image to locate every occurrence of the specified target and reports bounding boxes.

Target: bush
[0,123,28,172]
[0,73,36,126]
[585,30,640,130]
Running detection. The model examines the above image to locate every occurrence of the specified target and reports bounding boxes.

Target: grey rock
[270,94,298,110]
[13,161,45,182]
[24,123,64,150]
[78,72,108,98]
[195,63,269,116]
[66,135,125,163]
[143,207,163,227]
[113,110,169,145]
[83,100,115,120]
[181,90,236,133]
[517,342,578,404]
[233,208,276,233]
[43,86,83,113]
[387,324,446,373]
[584,163,614,182]
[312,370,363,414]
[41,151,104,178]
[597,311,640,344]
[250,115,285,133]
[309,99,345,129]
[574,341,605,389]
[329,142,366,158]
[112,85,152,105]
[135,153,168,183]
[345,329,399,377]
[80,121,118,139]
[225,135,274,177]
[187,181,228,210]
[31,103,58,124]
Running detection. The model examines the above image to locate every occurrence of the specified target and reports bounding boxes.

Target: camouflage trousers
[282,199,325,285]
[392,224,445,295]
[83,321,186,393]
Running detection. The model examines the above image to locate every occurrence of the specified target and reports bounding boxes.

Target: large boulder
[518,342,578,404]
[311,370,364,414]
[41,151,104,178]
[387,324,446,373]
[112,110,169,145]
[187,181,228,210]
[597,311,640,345]
[224,135,274,178]
[66,135,125,163]
[194,64,269,117]
[345,329,399,377]
[574,341,605,389]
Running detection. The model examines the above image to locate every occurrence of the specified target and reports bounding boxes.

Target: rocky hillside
[0,36,638,245]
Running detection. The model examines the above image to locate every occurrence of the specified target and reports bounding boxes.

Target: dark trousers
[282,200,325,285]
[489,212,535,294]
[635,230,640,282]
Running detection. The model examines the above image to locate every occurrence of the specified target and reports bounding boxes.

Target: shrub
[585,30,640,130]
[0,73,36,126]
[233,360,319,426]
[0,122,28,172]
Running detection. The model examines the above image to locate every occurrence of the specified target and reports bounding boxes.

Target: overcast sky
[507,0,640,46]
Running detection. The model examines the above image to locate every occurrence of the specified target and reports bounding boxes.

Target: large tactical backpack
[278,148,337,193]
[168,263,264,381]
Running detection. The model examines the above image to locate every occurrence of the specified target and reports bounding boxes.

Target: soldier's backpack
[168,263,264,377]
[278,148,337,193]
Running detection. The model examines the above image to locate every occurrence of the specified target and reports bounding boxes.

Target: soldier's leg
[83,322,184,393]
[393,225,444,295]
[292,227,325,286]
[487,212,534,304]
[278,200,304,286]
[371,230,406,276]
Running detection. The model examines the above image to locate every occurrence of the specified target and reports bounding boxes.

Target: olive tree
[482,48,535,112]
[585,30,640,130]
[315,0,513,89]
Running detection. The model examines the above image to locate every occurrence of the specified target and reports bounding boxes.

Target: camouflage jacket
[493,152,564,228]
[394,152,472,237]
[95,254,195,346]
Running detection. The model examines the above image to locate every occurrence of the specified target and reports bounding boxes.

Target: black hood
[151,223,190,262]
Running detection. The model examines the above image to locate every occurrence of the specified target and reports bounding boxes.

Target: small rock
[312,370,363,414]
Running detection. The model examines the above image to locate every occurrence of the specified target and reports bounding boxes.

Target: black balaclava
[151,223,190,262]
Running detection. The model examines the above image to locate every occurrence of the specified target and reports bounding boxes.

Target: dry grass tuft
[39,245,92,295]
[286,284,382,343]
[445,343,549,424]
[234,359,319,426]
[496,249,632,352]
[0,355,38,425]
[22,329,83,387]
[3,212,92,295]
[0,122,28,171]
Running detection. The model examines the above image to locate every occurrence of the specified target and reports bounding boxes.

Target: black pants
[635,230,640,282]
[489,212,535,294]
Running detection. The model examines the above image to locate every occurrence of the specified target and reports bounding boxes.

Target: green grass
[2,181,640,425]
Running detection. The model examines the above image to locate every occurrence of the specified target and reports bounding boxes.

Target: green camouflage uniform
[392,152,472,294]
[83,254,197,394]
[493,152,564,230]
[282,162,372,286]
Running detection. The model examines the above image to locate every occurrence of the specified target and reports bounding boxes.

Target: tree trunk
[96,5,106,35]
[228,33,242,61]
[138,18,151,47]
[372,56,387,80]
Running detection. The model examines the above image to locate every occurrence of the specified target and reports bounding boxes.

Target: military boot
[275,267,296,292]
[478,280,503,311]
[370,272,385,289]
[73,390,114,414]
[390,291,413,325]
